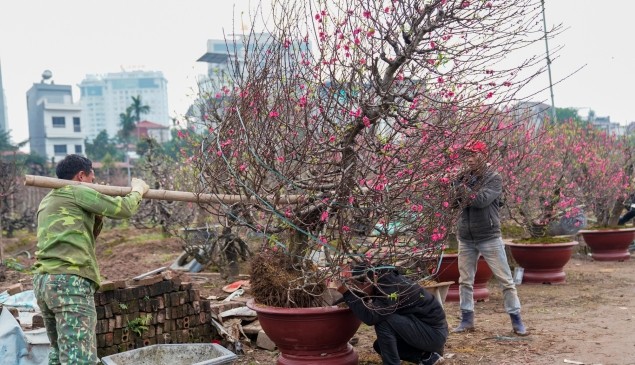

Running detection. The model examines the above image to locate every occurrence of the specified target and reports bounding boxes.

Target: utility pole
[541,0,557,124]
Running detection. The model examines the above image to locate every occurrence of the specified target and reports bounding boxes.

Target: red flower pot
[246,299,362,365]
[504,241,578,284]
[579,228,634,261]
[435,253,493,302]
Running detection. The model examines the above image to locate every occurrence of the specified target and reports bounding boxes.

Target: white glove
[130,178,149,196]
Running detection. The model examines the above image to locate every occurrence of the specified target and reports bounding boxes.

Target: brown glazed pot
[246,299,362,365]
[505,241,579,284]
[578,228,635,261]
[435,253,493,302]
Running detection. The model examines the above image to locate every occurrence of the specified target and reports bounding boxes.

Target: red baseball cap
[463,140,488,154]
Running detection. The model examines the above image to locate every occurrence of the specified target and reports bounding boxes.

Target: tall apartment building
[190,34,310,132]
[27,74,84,160]
[78,70,169,141]
[196,34,310,93]
[196,37,246,95]
[0,60,7,133]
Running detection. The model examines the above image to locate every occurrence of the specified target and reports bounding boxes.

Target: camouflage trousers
[33,273,98,365]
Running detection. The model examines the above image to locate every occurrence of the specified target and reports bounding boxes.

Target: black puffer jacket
[456,170,503,243]
[341,269,446,328]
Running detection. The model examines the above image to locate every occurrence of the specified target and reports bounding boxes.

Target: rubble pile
[1,270,265,360]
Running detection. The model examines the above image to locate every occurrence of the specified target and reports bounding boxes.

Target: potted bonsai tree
[573,123,634,261]
[500,120,584,284]
[179,0,558,363]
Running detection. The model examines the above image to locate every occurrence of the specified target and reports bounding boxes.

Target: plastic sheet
[0,307,50,365]
[0,290,40,312]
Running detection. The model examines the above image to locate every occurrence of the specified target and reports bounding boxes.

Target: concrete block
[256,330,277,351]
[97,333,106,348]
[96,306,105,320]
[32,313,45,329]
[6,283,23,295]
[188,289,200,302]
[113,328,124,345]
[100,280,125,292]
[241,320,262,335]
[161,270,180,281]
[105,332,114,347]
[104,303,113,318]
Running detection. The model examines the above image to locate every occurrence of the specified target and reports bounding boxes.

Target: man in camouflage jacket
[33,154,149,365]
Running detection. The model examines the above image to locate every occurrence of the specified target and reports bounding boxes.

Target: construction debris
[1,268,275,358]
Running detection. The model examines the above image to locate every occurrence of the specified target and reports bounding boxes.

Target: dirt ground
[2,226,635,365]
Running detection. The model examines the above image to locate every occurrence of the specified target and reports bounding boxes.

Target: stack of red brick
[94,271,237,358]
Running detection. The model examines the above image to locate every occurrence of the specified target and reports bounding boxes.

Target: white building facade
[26,81,85,160]
[0,60,7,133]
[78,70,169,141]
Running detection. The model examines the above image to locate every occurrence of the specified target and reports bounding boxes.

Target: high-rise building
[0,60,7,133]
[189,34,310,132]
[196,37,246,95]
[27,71,85,160]
[196,34,310,94]
[78,70,169,141]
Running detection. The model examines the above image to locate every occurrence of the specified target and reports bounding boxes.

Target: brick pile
[94,271,242,359]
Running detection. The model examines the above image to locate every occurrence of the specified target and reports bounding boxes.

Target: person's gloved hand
[130,178,150,196]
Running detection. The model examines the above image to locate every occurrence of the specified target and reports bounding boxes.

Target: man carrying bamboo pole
[31,154,149,365]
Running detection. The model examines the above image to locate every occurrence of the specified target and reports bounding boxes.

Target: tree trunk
[289,229,309,265]
[608,199,624,227]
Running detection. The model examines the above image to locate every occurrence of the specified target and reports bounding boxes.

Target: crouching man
[333,264,447,365]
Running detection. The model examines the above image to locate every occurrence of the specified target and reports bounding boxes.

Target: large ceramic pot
[578,228,635,261]
[504,241,579,284]
[246,299,362,365]
[420,281,455,309]
[435,253,493,302]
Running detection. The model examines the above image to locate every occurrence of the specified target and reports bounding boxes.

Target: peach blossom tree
[182,0,558,307]
[499,121,584,238]
[570,124,632,227]
[500,120,633,238]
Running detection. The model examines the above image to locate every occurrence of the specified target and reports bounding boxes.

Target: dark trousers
[618,210,635,225]
[373,313,447,365]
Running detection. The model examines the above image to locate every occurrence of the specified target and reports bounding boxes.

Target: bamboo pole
[24,175,305,205]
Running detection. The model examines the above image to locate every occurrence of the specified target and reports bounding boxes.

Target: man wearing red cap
[451,140,528,336]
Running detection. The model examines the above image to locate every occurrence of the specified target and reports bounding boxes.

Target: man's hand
[130,178,150,196]
[328,278,343,289]
[334,279,350,294]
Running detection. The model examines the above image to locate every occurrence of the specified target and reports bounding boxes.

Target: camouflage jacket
[34,184,142,286]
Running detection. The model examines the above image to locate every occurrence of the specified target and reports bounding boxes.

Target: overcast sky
[1,0,633,149]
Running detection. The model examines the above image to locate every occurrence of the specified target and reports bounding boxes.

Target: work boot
[452,311,474,333]
[510,313,528,336]
[419,352,445,365]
